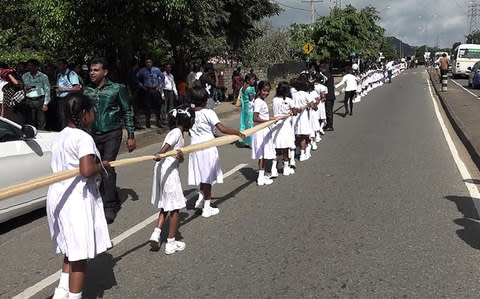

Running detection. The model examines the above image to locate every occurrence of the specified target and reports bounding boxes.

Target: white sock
[154,227,161,234]
[259,170,265,179]
[167,237,175,243]
[204,199,211,208]
[58,272,69,291]
[301,149,306,155]
[289,149,295,159]
[68,292,82,299]
[283,161,289,168]
[272,160,277,170]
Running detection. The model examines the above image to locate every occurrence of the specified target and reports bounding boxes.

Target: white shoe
[257,176,273,186]
[283,166,295,176]
[202,206,220,218]
[194,191,204,209]
[149,229,161,250]
[311,142,318,151]
[318,128,325,136]
[165,240,185,255]
[290,159,296,168]
[299,154,308,162]
[271,168,279,178]
[52,287,68,299]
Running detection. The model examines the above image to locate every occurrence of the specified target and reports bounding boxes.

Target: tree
[30,0,280,78]
[237,22,298,68]
[466,30,480,44]
[289,5,386,63]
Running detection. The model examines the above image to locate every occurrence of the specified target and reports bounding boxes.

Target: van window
[459,49,480,59]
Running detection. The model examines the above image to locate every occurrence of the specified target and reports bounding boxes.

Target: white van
[451,44,480,78]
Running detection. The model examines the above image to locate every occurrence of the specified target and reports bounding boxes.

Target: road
[2,69,480,297]
[448,76,480,99]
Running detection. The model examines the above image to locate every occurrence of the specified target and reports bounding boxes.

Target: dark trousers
[56,96,69,130]
[93,129,123,211]
[143,88,162,127]
[164,89,175,113]
[325,100,334,128]
[388,70,392,83]
[344,91,355,115]
[25,96,46,130]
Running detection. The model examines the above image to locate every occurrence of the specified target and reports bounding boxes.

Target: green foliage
[289,5,386,62]
[466,30,480,44]
[237,22,298,68]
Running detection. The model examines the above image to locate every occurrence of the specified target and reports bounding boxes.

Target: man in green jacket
[84,57,136,224]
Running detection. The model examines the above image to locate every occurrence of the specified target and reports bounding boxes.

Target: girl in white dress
[272,82,296,176]
[292,76,314,162]
[187,86,245,218]
[47,94,111,299]
[251,81,276,185]
[149,106,195,255]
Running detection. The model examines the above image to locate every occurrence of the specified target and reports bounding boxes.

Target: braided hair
[64,93,94,129]
[168,105,195,130]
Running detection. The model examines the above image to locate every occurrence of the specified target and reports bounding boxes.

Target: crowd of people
[1,55,408,298]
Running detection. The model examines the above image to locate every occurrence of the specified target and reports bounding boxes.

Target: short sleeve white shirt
[272,96,294,116]
[189,109,220,142]
[253,98,270,122]
[51,127,97,173]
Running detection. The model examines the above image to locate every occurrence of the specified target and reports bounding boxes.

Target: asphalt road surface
[2,69,480,298]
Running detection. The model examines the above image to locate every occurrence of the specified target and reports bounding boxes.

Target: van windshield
[459,48,480,59]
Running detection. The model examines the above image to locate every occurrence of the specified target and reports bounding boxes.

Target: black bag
[2,83,25,108]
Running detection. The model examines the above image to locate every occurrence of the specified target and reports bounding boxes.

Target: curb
[427,70,480,170]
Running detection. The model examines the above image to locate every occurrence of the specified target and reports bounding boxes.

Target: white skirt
[188,146,223,185]
[151,158,186,211]
[47,177,111,262]
[295,109,313,136]
[318,101,326,119]
[273,119,295,149]
[251,125,276,159]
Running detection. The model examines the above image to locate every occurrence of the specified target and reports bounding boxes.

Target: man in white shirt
[54,59,81,130]
[335,66,358,117]
[386,60,394,83]
[162,64,178,115]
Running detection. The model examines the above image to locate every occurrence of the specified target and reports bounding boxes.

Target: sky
[269,0,472,49]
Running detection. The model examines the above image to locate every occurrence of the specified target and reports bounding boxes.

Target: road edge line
[12,163,249,299]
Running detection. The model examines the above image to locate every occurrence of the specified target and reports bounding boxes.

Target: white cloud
[270,0,471,48]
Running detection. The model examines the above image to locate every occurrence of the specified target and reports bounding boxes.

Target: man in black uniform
[320,63,335,131]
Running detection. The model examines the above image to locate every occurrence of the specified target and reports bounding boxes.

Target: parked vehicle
[468,61,480,88]
[0,117,57,223]
[451,44,480,78]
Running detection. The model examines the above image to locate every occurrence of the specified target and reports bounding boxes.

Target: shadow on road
[0,208,46,235]
[83,252,118,299]
[446,195,480,250]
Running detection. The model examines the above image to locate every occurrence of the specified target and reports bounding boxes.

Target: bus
[451,44,480,78]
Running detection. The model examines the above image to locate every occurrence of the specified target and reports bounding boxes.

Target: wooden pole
[0,116,289,201]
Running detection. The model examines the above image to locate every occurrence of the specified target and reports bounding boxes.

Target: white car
[0,117,57,223]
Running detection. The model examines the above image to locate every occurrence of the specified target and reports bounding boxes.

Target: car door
[0,118,57,223]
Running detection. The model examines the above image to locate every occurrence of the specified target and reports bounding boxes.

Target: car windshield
[0,120,21,142]
[459,48,480,59]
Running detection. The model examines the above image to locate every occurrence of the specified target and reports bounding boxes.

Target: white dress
[151,128,187,211]
[251,98,276,159]
[46,127,111,262]
[314,84,327,120]
[293,90,313,136]
[188,109,223,185]
[308,91,321,136]
[272,96,295,149]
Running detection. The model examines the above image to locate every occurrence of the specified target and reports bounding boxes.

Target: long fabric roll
[0,116,288,201]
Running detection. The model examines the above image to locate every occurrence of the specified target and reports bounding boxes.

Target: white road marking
[450,79,480,99]
[426,79,480,207]
[13,163,249,299]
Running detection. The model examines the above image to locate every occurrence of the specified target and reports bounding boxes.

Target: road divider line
[13,163,249,299]
[426,79,480,207]
[450,79,480,99]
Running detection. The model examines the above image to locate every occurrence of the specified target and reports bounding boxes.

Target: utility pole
[468,0,480,42]
[302,0,323,24]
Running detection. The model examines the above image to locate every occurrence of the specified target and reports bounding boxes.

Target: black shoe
[324,127,334,131]
[104,209,116,224]
[349,112,352,116]
[135,124,145,130]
